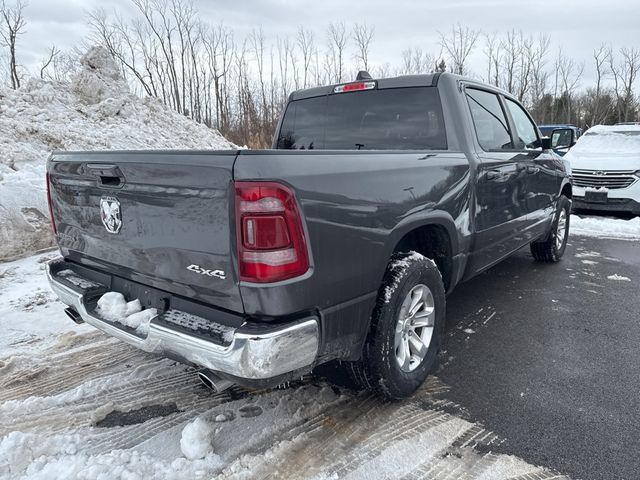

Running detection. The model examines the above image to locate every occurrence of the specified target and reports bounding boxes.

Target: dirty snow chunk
[125,308,157,334]
[96,292,129,320]
[607,274,631,281]
[96,291,157,333]
[181,417,215,460]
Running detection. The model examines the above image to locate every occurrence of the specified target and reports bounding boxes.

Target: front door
[503,96,561,240]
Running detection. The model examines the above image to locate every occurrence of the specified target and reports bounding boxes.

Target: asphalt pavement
[438,233,640,480]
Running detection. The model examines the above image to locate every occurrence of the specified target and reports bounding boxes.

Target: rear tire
[346,252,446,400]
[530,195,571,263]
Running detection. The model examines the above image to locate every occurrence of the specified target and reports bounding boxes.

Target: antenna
[356,70,372,81]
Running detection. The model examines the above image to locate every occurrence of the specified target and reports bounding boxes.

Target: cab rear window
[276,87,447,150]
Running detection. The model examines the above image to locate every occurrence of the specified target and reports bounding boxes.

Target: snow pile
[0,46,236,261]
[571,214,640,240]
[180,417,216,460]
[96,291,157,334]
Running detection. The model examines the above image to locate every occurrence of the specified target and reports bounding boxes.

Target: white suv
[565,125,640,215]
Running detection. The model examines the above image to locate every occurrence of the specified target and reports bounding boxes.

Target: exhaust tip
[64,307,84,324]
[197,370,234,394]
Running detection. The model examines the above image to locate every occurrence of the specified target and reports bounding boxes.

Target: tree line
[2,0,639,147]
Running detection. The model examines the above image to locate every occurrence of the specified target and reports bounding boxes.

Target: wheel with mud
[347,251,446,400]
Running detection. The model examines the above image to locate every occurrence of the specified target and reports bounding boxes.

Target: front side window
[466,88,513,151]
[276,87,447,150]
[504,98,541,150]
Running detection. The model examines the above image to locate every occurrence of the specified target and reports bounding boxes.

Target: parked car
[565,124,640,215]
[538,124,582,156]
[46,72,572,399]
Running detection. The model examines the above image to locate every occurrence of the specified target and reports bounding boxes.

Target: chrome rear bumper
[46,260,319,380]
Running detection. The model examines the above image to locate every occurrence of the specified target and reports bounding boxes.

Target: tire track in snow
[250,377,570,480]
[0,321,571,480]
[0,336,144,402]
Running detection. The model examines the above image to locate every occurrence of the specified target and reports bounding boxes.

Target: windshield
[276,87,447,150]
[572,129,640,154]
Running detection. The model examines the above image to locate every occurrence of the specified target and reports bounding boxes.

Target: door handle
[86,164,125,188]
[486,170,504,180]
[526,165,540,174]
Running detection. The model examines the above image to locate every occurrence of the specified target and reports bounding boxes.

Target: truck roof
[289,72,511,101]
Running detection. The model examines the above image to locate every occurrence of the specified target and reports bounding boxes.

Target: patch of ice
[607,274,631,281]
[180,417,215,460]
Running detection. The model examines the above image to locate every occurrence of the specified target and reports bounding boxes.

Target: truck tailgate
[48,150,243,313]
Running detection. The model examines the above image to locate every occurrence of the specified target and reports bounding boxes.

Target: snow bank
[0,46,236,261]
[571,214,640,240]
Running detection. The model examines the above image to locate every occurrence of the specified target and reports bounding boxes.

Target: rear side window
[504,97,541,150]
[276,87,447,150]
[466,88,513,151]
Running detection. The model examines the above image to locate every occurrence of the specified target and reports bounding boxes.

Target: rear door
[48,150,243,313]
[464,87,532,272]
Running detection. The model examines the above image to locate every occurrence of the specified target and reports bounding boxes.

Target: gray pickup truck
[46,72,572,399]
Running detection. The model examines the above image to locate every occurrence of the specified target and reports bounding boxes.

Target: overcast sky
[17,0,640,85]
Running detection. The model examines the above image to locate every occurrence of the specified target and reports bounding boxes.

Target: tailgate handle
[86,164,125,188]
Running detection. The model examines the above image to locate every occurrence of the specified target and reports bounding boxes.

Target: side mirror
[550,128,574,149]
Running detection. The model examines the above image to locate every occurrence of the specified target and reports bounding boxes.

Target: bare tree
[555,49,585,123]
[327,21,347,82]
[398,47,434,75]
[0,0,26,89]
[352,22,374,72]
[39,44,60,79]
[610,47,640,122]
[438,23,480,75]
[483,32,499,85]
[296,27,313,88]
[586,45,612,125]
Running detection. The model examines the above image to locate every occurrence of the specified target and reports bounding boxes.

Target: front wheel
[530,195,571,262]
[347,252,446,400]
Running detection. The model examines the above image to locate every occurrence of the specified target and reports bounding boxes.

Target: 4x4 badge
[100,196,122,234]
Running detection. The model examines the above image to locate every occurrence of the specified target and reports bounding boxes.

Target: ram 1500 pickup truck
[46,72,572,399]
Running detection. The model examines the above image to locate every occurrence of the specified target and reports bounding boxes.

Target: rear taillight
[235,181,309,283]
[46,172,57,235]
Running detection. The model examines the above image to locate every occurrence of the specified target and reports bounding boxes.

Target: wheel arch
[387,212,458,291]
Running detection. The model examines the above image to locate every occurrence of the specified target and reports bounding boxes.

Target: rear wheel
[530,195,571,262]
[347,252,446,400]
